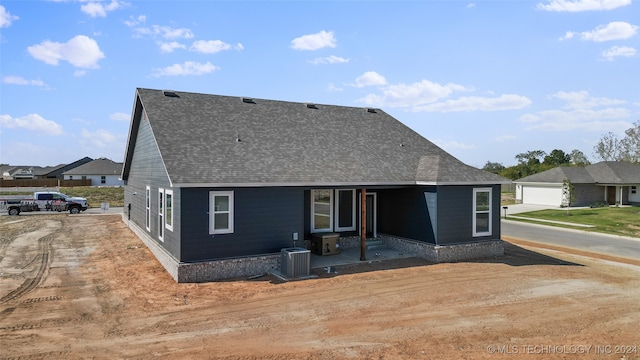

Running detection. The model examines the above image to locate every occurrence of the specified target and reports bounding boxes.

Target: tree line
[483,120,640,180]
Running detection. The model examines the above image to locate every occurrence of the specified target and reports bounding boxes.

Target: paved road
[502,219,640,261]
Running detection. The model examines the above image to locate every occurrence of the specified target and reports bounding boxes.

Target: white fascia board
[514,181,563,186]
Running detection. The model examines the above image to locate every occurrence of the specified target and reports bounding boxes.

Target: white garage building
[514,162,640,207]
[517,182,563,207]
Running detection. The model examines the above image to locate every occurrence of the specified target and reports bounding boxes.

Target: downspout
[360,188,367,261]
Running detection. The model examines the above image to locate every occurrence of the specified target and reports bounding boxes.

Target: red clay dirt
[1,214,639,359]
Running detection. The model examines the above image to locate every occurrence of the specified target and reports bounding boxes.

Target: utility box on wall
[311,233,340,256]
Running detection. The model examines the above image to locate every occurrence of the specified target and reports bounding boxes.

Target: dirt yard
[1,214,639,359]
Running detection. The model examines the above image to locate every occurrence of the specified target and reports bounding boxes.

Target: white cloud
[0,114,64,135]
[536,0,631,12]
[413,94,532,112]
[110,112,130,121]
[551,91,625,109]
[2,76,47,87]
[309,55,349,65]
[133,24,194,40]
[151,61,219,77]
[521,90,631,131]
[124,15,146,27]
[291,30,336,51]
[27,35,105,69]
[158,41,186,53]
[359,79,472,108]
[433,139,476,151]
[519,108,631,131]
[466,3,476,8]
[559,31,575,41]
[81,0,128,18]
[352,71,387,88]
[601,45,636,60]
[327,83,343,92]
[190,40,243,54]
[0,5,19,28]
[578,21,638,42]
[80,128,124,148]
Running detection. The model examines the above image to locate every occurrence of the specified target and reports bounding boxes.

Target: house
[63,158,123,186]
[1,157,93,180]
[121,88,509,282]
[43,157,93,179]
[514,161,640,207]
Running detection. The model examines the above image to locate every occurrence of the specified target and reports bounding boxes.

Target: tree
[511,150,547,178]
[620,120,640,163]
[561,178,575,214]
[594,132,622,161]
[569,149,590,166]
[543,149,571,166]
[481,161,506,174]
[594,121,640,163]
[515,150,546,165]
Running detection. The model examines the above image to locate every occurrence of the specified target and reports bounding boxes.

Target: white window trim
[158,188,164,241]
[311,189,334,233]
[165,189,173,232]
[472,187,492,237]
[145,185,151,232]
[335,189,356,232]
[209,191,234,234]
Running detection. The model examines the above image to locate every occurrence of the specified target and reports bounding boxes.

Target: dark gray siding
[377,187,436,243]
[572,184,604,207]
[435,185,501,245]
[180,187,304,262]
[123,110,179,259]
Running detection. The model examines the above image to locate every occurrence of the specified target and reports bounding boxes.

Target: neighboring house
[514,161,640,207]
[121,88,509,282]
[63,158,123,186]
[1,157,93,180]
[43,157,93,179]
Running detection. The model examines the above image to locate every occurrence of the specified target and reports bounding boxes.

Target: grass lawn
[0,187,124,208]
[512,206,640,238]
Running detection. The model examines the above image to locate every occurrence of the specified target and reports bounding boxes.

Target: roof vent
[163,90,179,98]
[306,103,318,109]
[367,108,377,113]
[242,97,256,104]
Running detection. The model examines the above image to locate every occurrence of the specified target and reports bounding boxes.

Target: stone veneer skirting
[338,235,503,262]
[123,215,503,282]
[122,215,279,282]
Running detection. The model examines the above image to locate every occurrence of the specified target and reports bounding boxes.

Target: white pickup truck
[0,191,89,215]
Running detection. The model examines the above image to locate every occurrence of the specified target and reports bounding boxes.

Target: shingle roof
[515,161,640,184]
[123,88,508,187]
[64,158,122,175]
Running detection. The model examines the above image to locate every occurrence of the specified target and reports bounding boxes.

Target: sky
[0,0,638,169]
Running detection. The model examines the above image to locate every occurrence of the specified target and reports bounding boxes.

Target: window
[69,176,73,180]
[311,189,333,233]
[145,186,150,231]
[101,176,106,184]
[165,189,173,231]
[335,189,356,231]
[209,191,234,234]
[473,188,492,237]
[632,186,637,194]
[158,188,164,241]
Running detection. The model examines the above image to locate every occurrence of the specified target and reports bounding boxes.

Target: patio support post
[360,188,366,261]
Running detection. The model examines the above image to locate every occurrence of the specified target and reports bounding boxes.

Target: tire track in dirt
[0,233,56,304]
